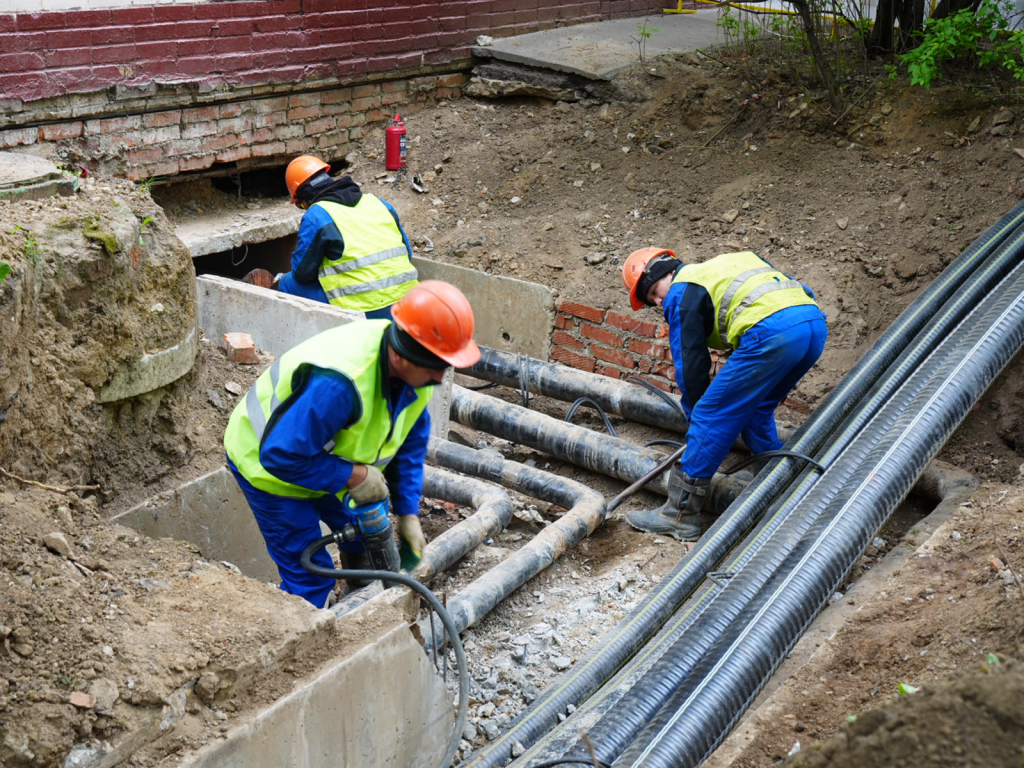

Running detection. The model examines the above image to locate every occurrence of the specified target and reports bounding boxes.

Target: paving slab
[473,11,724,81]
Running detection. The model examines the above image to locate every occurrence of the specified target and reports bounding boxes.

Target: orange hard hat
[392,280,481,368]
[623,247,677,310]
[285,155,330,204]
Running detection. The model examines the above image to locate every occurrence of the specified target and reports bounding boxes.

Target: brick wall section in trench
[0,73,468,179]
[552,301,811,416]
[553,301,687,392]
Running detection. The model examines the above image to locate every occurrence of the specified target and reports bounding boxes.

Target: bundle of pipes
[606,243,1024,768]
[461,200,1024,768]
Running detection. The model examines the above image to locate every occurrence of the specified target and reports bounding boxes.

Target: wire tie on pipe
[706,569,734,588]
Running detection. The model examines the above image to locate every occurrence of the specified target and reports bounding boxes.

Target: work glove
[398,515,426,572]
[347,465,389,505]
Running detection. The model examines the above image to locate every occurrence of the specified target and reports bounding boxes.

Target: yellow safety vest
[673,252,817,350]
[223,320,432,498]
[316,195,418,312]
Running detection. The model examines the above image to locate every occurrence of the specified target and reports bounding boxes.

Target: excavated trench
[111,201,958,768]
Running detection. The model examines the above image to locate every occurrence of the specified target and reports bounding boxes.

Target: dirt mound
[785,660,1024,767]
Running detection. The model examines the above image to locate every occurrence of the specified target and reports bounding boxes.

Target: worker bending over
[275,154,418,319]
[223,281,480,607]
[621,248,827,541]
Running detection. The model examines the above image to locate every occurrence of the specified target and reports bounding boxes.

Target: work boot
[340,549,374,590]
[626,467,712,542]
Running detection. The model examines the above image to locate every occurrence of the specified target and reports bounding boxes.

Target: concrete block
[179,623,452,768]
[196,276,452,439]
[224,331,259,364]
[112,466,279,583]
[97,324,198,403]
[413,256,555,358]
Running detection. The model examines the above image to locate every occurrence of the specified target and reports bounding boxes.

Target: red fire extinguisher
[385,113,407,171]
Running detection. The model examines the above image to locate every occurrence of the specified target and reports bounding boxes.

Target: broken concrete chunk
[89,678,119,712]
[722,209,740,224]
[993,109,1016,127]
[43,532,72,558]
[224,381,243,396]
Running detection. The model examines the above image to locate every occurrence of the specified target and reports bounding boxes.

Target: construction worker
[621,248,827,541]
[273,155,418,320]
[223,280,480,607]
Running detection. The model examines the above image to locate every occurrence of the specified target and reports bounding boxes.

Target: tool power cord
[301,534,469,768]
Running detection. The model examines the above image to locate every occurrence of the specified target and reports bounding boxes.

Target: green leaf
[0,262,10,285]
[987,652,1001,665]
[897,682,919,695]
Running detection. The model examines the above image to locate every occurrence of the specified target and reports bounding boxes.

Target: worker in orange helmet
[621,247,827,541]
[223,281,480,607]
[254,155,418,320]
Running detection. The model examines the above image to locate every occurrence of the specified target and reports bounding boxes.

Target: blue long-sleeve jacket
[664,260,817,416]
[291,199,413,284]
[257,366,430,518]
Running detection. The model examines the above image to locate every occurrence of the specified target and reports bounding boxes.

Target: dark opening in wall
[209,158,350,199]
[192,234,296,280]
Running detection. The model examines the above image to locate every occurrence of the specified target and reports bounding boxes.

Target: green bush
[898,0,1024,87]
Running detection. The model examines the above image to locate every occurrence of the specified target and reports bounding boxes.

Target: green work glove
[398,515,426,571]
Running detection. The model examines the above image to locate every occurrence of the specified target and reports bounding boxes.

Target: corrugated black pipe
[470,203,1024,768]
[518,460,975,767]
[615,256,1024,768]
[557,260,1024,766]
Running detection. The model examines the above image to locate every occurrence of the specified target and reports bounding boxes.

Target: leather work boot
[626,467,712,542]
[340,549,374,590]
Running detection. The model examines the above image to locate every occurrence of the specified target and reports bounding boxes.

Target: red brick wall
[552,300,728,394]
[0,74,468,179]
[0,0,655,179]
[0,0,655,104]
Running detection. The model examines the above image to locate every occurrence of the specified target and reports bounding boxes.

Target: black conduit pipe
[615,260,1024,768]
[418,466,515,582]
[423,438,606,637]
[450,384,677,494]
[469,202,1024,768]
[557,262,1024,766]
[518,460,975,767]
[461,347,690,433]
[556,255,1024,767]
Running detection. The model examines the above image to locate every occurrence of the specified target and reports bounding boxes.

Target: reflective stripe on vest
[673,252,816,350]
[315,196,418,312]
[224,320,432,498]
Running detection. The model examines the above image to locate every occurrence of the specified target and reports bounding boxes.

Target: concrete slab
[0,151,80,201]
[473,12,724,81]
[111,466,278,583]
[413,257,555,359]
[195,275,452,438]
[174,200,301,258]
[181,621,453,768]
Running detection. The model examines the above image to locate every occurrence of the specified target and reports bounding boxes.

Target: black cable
[462,381,499,391]
[626,375,687,420]
[300,535,468,768]
[722,450,826,475]
[644,439,683,450]
[565,397,618,437]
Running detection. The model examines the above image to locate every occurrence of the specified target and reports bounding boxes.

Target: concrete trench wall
[0,0,655,181]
